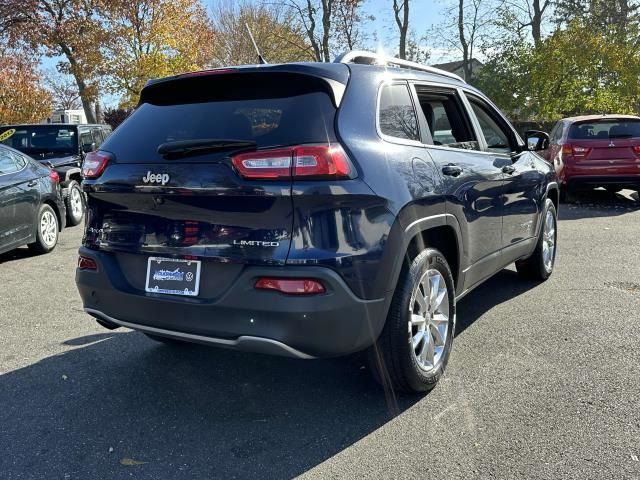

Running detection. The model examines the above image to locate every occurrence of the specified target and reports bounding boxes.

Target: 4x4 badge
[142,171,170,185]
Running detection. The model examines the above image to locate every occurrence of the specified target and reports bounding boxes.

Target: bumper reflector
[78,256,98,271]
[255,278,325,295]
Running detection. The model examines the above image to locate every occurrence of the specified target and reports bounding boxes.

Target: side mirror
[525,130,550,152]
[82,142,96,154]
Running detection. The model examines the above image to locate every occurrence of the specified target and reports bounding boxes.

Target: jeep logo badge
[142,171,170,185]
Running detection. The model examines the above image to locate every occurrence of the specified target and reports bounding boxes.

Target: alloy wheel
[542,209,556,272]
[40,210,57,247]
[409,269,450,371]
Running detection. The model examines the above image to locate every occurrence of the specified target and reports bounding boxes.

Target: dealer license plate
[145,257,201,297]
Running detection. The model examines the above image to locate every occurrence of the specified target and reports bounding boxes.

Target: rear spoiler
[141,63,349,108]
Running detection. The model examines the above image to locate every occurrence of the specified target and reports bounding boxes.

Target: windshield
[0,125,78,158]
[568,119,640,140]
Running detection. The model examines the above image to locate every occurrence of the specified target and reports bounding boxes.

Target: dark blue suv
[76,52,559,393]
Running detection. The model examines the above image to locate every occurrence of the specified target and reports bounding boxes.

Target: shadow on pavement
[559,188,639,220]
[455,269,536,337]
[0,246,37,264]
[0,331,420,479]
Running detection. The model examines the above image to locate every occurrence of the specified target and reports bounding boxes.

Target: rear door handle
[27,180,38,187]
[442,164,463,177]
[502,165,516,175]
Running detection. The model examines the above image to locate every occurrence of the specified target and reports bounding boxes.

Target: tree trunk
[394,0,409,59]
[458,0,471,80]
[304,0,323,61]
[59,42,96,123]
[532,0,542,47]
[320,0,332,62]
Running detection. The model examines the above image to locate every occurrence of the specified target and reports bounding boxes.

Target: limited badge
[0,128,16,142]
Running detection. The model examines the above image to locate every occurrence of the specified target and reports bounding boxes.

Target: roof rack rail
[334,50,465,83]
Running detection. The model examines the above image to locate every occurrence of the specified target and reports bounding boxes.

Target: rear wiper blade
[157,139,257,158]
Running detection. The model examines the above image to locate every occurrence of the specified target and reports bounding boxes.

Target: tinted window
[0,148,24,175]
[103,73,338,163]
[0,125,77,157]
[568,119,640,140]
[91,129,104,148]
[467,96,513,153]
[378,84,420,141]
[550,122,563,143]
[415,88,479,150]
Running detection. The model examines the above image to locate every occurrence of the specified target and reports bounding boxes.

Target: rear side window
[550,122,563,143]
[102,73,338,163]
[378,83,420,141]
[568,119,640,140]
[414,88,479,150]
[0,149,25,175]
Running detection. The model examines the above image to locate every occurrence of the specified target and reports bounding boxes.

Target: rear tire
[516,198,557,281]
[367,248,456,394]
[65,181,85,226]
[559,187,574,203]
[28,204,59,254]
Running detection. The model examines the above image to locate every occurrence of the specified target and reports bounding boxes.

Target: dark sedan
[0,144,66,256]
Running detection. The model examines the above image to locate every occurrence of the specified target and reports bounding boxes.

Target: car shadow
[559,188,639,220]
[0,246,37,264]
[0,331,421,479]
[455,269,536,337]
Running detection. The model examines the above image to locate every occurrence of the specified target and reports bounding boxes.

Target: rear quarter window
[102,73,338,163]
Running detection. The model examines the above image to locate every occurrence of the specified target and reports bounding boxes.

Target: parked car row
[2,52,640,395]
[0,123,112,256]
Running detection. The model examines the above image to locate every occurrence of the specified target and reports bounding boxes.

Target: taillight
[49,170,59,183]
[255,278,326,295]
[572,146,591,157]
[82,150,111,178]
[231,144,352,180]
[560,143,590,159]
[632,146,640,155]
[77,256,98,270]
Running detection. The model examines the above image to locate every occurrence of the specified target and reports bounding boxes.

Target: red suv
[545,115,640,198]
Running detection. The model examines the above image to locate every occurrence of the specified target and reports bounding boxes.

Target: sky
[42,0,452,108]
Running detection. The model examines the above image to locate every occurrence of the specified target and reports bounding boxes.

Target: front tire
[28,204,59,254]
[516,198,557,281]
[368,248,456,393]
[65,181,85,226]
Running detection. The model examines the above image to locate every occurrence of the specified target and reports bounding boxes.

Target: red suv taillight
[255,278,326,295]
[231,144,352,180]
[49,170,59,183]
[561,143,591,159]
[82,150,111,178]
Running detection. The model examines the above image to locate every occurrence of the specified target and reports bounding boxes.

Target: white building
[43,109,87,124]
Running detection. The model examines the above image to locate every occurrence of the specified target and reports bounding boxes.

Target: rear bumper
[75,247,388,358]
[564,175,640,189]
[560,163,640,188]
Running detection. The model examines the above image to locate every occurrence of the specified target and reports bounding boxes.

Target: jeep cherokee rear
[76,53,559,393]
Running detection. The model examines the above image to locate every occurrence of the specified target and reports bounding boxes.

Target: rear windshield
[568,119,640,140]
[0,125,78,157]
[102,73,338,163]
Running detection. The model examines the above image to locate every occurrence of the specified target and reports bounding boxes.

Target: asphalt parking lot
[1,189,639,480]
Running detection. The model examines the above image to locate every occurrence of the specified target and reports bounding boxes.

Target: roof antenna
[245,23,267,65]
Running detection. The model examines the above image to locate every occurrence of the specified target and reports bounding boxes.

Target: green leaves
[474,20,640,121]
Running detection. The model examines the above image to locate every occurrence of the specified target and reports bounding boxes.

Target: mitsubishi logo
[608,140,616,148]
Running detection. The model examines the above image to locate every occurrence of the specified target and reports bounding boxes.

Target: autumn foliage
[0,54,52,124]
